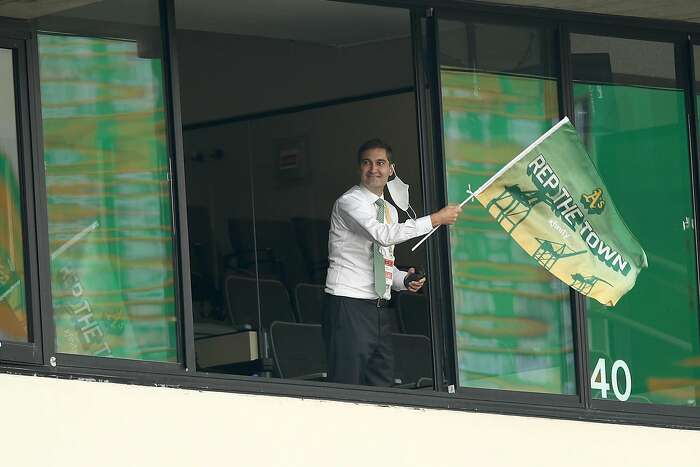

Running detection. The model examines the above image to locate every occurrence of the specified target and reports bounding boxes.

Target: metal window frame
[564,21,700,420]
[423,3,700,421]
[0,0,698,431]
[0,26,43,365]
[26,1,186,374]
[425,6,585,408]
[410,9,456,394]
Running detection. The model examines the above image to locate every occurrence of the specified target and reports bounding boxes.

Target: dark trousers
[322,293,397,386]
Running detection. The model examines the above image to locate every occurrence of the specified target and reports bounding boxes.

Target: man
[323,139,461,386]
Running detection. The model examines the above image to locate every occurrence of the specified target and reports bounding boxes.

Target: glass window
[37,1,177,362]
[177,0,432,388]
[439,20,557,77]
[571,34,677,88]
[0,47,28,343]
[438,17,576,395]
[573,34,699,406]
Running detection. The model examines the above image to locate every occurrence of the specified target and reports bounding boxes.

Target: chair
[291,217,330,283]
[294,283,325,324]
[396,292,430,337]
[227,218,307,288]
[187,205,220,316]
[269,321,327,380]
[224,275,296,330]
[392,333,433,389]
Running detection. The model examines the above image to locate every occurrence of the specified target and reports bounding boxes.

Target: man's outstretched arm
[338,199,462,247]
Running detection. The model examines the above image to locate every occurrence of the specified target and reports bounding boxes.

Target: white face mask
[386,165,417,219]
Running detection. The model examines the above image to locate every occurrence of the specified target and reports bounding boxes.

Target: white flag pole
[50,220,99,260]
[411,117,570,252]
[0,221,100,304]
[410,187,477,252]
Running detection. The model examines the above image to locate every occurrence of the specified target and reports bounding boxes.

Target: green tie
[372,199,387,298]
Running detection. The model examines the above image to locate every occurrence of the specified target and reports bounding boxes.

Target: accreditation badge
[383,254,395,289]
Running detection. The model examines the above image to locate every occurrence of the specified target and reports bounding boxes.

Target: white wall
[4,373,698,467]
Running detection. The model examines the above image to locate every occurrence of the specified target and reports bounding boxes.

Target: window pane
[439,19,576,394]
[696,46,700,90]
[38,1,177,361]
[574,34,700,406]
[177,0,431,388]
[0,49,28,342]
[571,34,678,88]
[439,20,556,77]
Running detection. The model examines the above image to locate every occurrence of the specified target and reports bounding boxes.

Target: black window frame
[425,6,700,421]
[27,0,187,374]
[564,23,700,421]
[0,25,43,365]
[0,0,697,431]
[427,7,585,408]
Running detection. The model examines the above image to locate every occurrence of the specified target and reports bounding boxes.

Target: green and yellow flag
[472,117,647,306]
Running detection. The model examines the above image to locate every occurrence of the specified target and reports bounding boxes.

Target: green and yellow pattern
[39,35,176,362]
[474,118,648,307]
[443,69,575,394]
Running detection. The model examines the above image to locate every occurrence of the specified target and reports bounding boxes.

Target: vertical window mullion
[683,37,700,369]
[159,0,195,371]
[27,30,56,367]
[0,34,44,364]
[15,39,43,364]
[411,8,453,392]
[557,23,591,407]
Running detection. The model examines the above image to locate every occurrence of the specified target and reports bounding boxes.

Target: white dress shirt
[325,185,433,299]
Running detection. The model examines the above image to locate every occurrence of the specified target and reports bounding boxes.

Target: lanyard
[383,200,391,224]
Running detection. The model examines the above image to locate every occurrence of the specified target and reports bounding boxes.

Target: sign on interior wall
[275,135,309,184]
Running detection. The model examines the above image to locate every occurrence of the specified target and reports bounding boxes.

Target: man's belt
[361,297,389,308]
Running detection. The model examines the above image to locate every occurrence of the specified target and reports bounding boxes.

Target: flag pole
[411,116,571,252]
[410,186,477,252]
[0,221,100,304]
[50,220,99,260]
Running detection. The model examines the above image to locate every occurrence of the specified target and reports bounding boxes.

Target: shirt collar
[358,184,384,204]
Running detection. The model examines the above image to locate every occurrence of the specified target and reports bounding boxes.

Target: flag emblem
[580,188,606,214]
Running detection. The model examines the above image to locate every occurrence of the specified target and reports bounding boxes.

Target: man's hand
[430,204,462,227]
[406,267,426,293]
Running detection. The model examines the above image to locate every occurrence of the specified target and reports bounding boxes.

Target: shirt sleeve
[337,196,433,247]
[392,266,407,291]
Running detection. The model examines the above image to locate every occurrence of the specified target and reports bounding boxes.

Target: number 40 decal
[590,358,631,401]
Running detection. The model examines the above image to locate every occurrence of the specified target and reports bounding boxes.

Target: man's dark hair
[357,138,393,164]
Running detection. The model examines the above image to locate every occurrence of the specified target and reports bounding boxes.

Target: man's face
[359,148,392,193]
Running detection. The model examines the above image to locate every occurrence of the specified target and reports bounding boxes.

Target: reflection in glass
[39,34,176,361]
[439,21,556,77]
[574,35,700,406]
[571,33,677,88]
[177,0,430,386]
[441,69,574,394]
[0,49,28,342]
